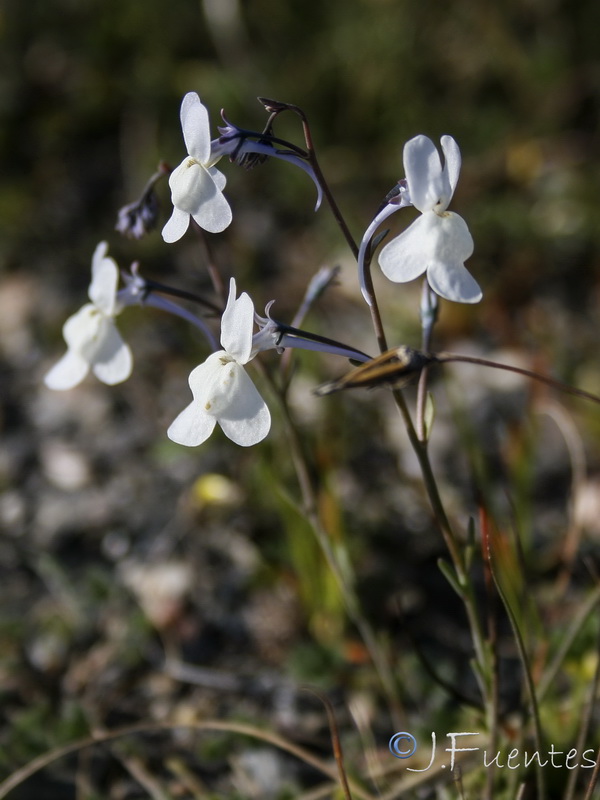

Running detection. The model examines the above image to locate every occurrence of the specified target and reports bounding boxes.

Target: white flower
[162,93,232,243]
[44,243,133,390]
[378,135,481,304]
[167,279,271,447]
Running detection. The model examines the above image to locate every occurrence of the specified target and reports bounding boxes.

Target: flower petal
[168,353,234,446]
[168,159,206,212]
[89,244,119,315]
[432,211,474,264]
[190,186,232,234]
[424,213,478,303]
[167,401,217,447]
[44,350,90,390]
[380,210,475,290]
[168,159,232,234]
[218,368,271,446]
[91,321,133,384]
[161,206,191,243]
[91,241,109,271]
[208,166,227,192]
[427,261,482,303]
[403,135,448,213]
[186,351,241,418]
[378,215,433,284]
[220,279,254,363]
[62,305,103,354]
[440,135,461,200]
[180,92,211,163]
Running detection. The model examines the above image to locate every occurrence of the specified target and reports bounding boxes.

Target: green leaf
[438,558,463,598]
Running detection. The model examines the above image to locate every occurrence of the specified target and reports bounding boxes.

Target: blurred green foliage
[2,0,600,311]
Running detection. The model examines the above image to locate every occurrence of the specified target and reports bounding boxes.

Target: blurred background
[2,0,600,796]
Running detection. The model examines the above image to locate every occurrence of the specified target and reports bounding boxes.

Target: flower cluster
[46,92,481,449]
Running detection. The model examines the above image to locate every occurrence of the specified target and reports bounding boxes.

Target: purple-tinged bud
[116,189,160,239]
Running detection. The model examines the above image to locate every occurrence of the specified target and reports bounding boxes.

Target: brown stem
[435,353,600,406]
[305,689,353,800]
[360,245,389,353]
[0,720,376,800]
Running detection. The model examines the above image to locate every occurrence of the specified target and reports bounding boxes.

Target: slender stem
[480,508,500,800]
[435,353,600,406]
[271,101,393,356]
[138,279,221,314]
[393,389,461,563]
[365,312,491,701]
[0,721,376,800]
[360,244,389,353]
[140,294,219,350]
[278,102,359,260]
[289,266,341,330]
[306,690,353,800]
[582,747,600,800]
[310,155,358,258]
[280,266,342,380]
[386,385,489,685]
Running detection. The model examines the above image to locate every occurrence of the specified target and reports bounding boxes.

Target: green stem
[358,252,491,701]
